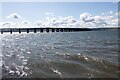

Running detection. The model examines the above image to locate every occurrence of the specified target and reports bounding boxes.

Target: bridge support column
[60,28,63,32]
[40,29,43,33]
[56,29,59,32]
[52,29,55,32]
[10,29,12,34]
[46,29,49,32]
[19,29,21,33]
[64,28,67,32]
[1,30,3,34]
[27,29,29,33]
[34,28,36,33]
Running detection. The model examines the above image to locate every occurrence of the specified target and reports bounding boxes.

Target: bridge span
[0,27,118,34]
[0,28,92,34]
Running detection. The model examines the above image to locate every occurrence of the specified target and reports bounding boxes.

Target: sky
[0,2,119,28]
[1,0,119,2]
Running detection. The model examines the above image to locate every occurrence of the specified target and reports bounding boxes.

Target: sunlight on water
[0,34,2,79]
[1,30,119,78]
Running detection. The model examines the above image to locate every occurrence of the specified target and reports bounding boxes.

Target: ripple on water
[1,30,119,78]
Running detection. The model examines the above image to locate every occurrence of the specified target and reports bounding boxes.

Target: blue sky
[2,2,118,22]
[1,0,119,2]
[0,2,119,28]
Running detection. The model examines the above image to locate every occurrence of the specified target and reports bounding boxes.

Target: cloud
[111,19,118,26]
[7,13,22,19]
[0,21,32,28]
[44,12,54,17]
[22,21,30,24]
[2,12,118,28]
[34,20,43,27]
[109,11,113,14]
[94,16,108,26]
[101,11,114,15]
[80,13,94,22]
[116,12,120,17]
[44,16,79,28]
[0,22,2,28]
[20,21,33,28]
[101,13,105,15]
[45,12,53,15]
[1,22,15,28]
[115,12,118,16]
[80,13,118,28]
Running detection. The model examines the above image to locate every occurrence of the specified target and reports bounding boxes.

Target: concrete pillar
[68,29,70,32]
[60,28,63,32]
[27,29,29,33]
[52,28,55,32]
[10,29,12,34]
[56,28,59,32]
[40,29,43,33]
[46,28,49,32]
[1,29,3,34]
[34,28,36,33]
[19,29,21,33]
[64,28,67,32]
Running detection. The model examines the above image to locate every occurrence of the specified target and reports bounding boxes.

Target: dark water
[1,29,119,78]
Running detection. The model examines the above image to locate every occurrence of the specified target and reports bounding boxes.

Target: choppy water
[1,29,119,78]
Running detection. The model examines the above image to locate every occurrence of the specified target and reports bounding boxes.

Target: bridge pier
[0,28,92,34]
[34,28,36,33]
[27,29,29,33]
[46,29,49,32]
[19,29,21,33]
[64,28,67,32]
[52,29,55,32]
[56,28,59,32]
[10,29,12,34]
[60,28,63,32]
[40,29,43,32]
[1,29,3,34]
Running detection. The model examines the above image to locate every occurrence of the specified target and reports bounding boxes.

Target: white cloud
[115,12,118,16]
[80,13,94,22]
[101,13,105,15]
[44,16,79,28]
[115,12,120,16]
[101,11,114,15]
[0,22,2,28]
[80,13,118,28]
[109,11,113,14]
[22,21,30,24]
[45,12,53,15]
[7,13,22,19]
[44,12,54,17]
[2,12,118,28]
[94,16,107,26]
[34,20,44,27]
[0,21,33,28]
[1,22,15,28]
[20,21,33,28]
[111,19,118,26]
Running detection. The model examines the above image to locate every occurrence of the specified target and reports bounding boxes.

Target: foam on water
[52,68,62,78]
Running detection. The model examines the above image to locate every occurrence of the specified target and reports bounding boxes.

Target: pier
[0,27,118,34]
[0,28,92,34]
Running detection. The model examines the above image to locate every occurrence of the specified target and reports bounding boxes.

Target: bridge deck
[0,27,118,34]
[0,28,92,34]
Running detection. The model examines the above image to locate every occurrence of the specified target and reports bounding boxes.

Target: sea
[0,29,119,78]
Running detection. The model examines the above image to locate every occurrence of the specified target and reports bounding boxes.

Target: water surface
[1,29,119,78]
